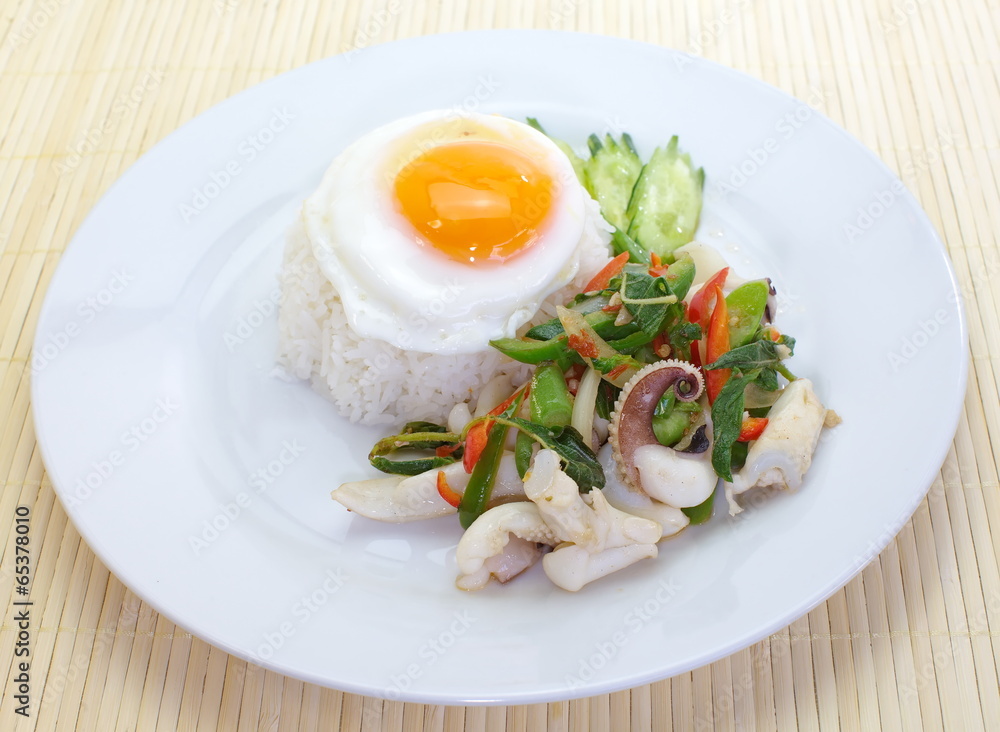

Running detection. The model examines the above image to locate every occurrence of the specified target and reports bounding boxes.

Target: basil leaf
[621,272,675,336]
[757,367,779,392]
[704,340,782,371]
[596,380,621,421]
[369,455,457,476]
[368,428,462,475]
[710,369,760,482]
[493,417,605,491]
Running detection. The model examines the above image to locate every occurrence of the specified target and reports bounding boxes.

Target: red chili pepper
[687,267,729,331]
[737,417,769,442]
[648,251,669,277]
[436,471,462,507]
[463,385,529,472]
[463,423,489,472]
[705,285,731,404]
[583,252,630,293]
[567,332,599,359]
[435,443,461,458]
[687,268,728,371]
[652,333,670,359]
[607,363,629,380]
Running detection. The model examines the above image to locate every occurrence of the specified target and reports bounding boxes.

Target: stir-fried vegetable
[359,123,812,543]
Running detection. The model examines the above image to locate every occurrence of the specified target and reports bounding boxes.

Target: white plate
[32,31,967,704]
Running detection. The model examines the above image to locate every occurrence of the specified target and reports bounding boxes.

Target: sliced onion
[571,366,601,449]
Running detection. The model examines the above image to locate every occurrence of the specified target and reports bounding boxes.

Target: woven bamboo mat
[1,0,998,729]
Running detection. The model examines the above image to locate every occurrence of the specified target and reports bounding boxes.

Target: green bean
[530,363,574,428]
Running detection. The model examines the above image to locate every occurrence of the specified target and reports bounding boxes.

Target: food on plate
[317,114,837,591]
[277,110,611,425]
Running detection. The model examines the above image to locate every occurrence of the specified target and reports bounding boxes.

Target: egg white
[301,110,594,354]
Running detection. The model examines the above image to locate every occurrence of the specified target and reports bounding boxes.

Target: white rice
[276,198,613,426]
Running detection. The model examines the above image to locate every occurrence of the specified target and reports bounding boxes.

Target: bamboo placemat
[1,1,998,729]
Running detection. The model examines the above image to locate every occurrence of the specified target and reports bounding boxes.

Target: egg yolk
[393,140,555,264]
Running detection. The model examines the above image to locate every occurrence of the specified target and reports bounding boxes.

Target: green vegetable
[652,391,700,447]
[703,335,795,372]
[664,253,696,301]
[724,281,770,348]
[625,136,704,259]
[489,335,576,370]
[595,380,621,421]
[530,363,574,428]
[491,416,605,491]
[611,228,649,263]
[618,272,677,337]
[526,117,586,182]
[525,309,638,342]
[682,492,715,524]
[583,133,643,231]
[710,368,760,482]
[515,432,534,480]
[458,421,510,528]
[652,410,692,447]
[368,423,462,475]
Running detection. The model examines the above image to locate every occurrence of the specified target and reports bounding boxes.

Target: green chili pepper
[652,410,692,447]
[525,309,639,342]
[490,335,574,367]
[665,254,696,300]
[725,280,770,348]
[682,492,715,524]
[514,432,534,479]
[530,362,574,428]
[458,421,510,529]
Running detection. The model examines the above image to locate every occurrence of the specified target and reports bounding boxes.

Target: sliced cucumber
[582,133,643,231]
[526,117,586,184]
[625,136,704,260]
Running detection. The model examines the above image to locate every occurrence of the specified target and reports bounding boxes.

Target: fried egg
[300,110,594,353]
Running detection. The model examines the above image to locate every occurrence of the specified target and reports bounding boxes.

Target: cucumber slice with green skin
[582,134,643,231]
[625,136,704,260]
[525,117,586,183]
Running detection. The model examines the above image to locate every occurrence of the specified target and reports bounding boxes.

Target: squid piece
[598,443,690,537]
[608,360,718,509]
[724,378,827,515]
[524,450,662,592]
[455,503,557,591]
[331,454,524,523]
